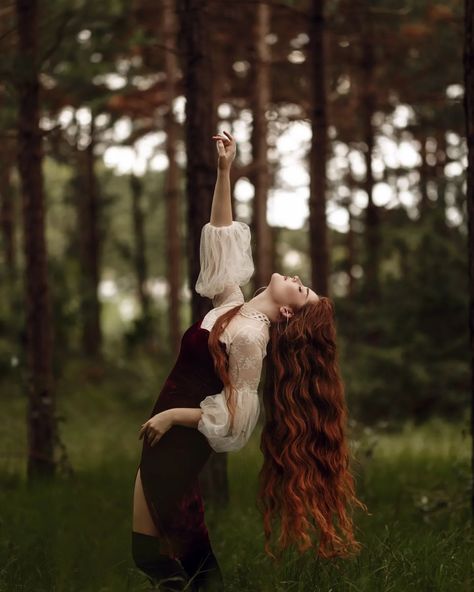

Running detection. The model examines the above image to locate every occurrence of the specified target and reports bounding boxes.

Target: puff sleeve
[197,327,267,452]
[194,221,254,302]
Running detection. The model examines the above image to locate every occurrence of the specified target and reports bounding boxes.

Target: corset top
[150,317,226,415]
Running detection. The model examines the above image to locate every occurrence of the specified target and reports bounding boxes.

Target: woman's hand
[139,410,174,447]
[212,130,236,171]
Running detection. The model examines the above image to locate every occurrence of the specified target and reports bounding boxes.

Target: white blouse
[194,221,270,453]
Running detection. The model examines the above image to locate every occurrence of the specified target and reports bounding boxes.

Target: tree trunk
[309,0,330,297]
[418,134,430,217]
[462,0,474,515]
[434,130,450,235]
[163,0,182,357]
[346,205,355,300]
[130,174,151,320]
[0,147,19,345]
[345,162,360,302]
[359,3,380,305]
[249,2,272,292]
[0,146,17,277]
[177,0,228,506]
[78,118,102,358]
[15,0,56,478]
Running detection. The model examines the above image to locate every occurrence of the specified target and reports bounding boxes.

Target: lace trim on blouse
[238,302,271,326]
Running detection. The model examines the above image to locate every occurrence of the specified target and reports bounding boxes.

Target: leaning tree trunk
[163,0,182,358]
[15,0,56,478]
[462,0,474,515]
[249,1,272,292]
[309,0,330,297]
[177,0,228,507]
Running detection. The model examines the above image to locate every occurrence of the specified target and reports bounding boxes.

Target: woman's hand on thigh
[139,410,174,446]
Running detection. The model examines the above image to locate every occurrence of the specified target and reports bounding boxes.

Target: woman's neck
[245,292,281,324]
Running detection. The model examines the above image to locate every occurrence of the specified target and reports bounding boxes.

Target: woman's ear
[279,305,294,320]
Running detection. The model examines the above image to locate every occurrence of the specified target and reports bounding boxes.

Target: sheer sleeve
[197,327,267,452]
[194,221,254,305]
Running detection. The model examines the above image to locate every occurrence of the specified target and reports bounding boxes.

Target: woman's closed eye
[299,285,310,300]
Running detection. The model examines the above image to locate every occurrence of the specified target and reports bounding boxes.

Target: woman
[131,131,367,591]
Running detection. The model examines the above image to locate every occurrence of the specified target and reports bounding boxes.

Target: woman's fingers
[150,432,162,447]
[212,137,229,147]
[212,131,235,170]
[216,141,226,156]
[146,427,161,446]
[138,422,148,440]
[138,419,165,446]
[212,131,234,144]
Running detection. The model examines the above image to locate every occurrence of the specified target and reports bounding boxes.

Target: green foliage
[0,372,470,590]
[336,203,469,423]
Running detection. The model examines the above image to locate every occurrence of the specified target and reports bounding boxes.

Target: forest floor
[0,358,471,591]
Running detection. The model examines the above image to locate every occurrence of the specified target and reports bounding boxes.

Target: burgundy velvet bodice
[149,317,227,417]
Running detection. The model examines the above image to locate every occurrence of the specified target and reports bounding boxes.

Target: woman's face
[268,273,319,310]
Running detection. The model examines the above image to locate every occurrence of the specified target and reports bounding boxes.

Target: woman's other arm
[169,407,202,428]
[139,408,203,446]
[209,130,236,227]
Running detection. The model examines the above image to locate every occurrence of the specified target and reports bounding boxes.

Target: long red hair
[207,297,368,560]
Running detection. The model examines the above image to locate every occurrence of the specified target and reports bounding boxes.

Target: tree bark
[249,2,273,292]
[177,0,229,506]
[0,146,17,277]
[434,130,450,235]
[163,0,182,357]
[78,118,102,358]
[15,0,56,478]
[358,2,381,305]
[130,174,151,320]
[309,0,330,297]
[345,201,355,301]
[177,0,217,322]
[418,134,430,217]
[463,0,474,515]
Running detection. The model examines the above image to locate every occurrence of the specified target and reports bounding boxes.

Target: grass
[0,357,471,591]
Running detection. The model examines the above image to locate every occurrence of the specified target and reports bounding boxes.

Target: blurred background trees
[0,0,468,476]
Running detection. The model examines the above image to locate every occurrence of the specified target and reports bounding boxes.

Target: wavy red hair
[207,297,368,560]
[207,303,246,430]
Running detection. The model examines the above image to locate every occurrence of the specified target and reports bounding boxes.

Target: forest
[0,0,472,590]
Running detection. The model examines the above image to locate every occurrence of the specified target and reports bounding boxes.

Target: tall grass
[0,360,471,591]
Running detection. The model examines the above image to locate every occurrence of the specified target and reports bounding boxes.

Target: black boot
[180,545,225,591]
[132,531,190,591]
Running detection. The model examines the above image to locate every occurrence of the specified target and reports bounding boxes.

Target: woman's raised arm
[195,131,254,303]
[209,130,236,227]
